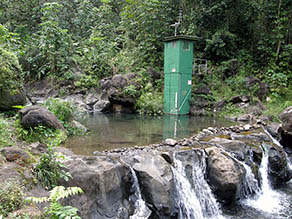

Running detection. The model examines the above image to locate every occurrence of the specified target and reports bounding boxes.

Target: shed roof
[163,35,199,42]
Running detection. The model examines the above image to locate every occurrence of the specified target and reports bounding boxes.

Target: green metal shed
[163,35,197,115]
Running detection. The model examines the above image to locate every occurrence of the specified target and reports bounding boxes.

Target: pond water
[64,113,235,155]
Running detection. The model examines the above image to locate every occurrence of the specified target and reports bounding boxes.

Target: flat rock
[1,146,32,163]
[163,138,177,146]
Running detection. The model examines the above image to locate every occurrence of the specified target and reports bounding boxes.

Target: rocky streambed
[56,122,292,219]
[1,101,292,218]
[1,108,292,218]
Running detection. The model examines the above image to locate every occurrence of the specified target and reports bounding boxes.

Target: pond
[63,113,236,155]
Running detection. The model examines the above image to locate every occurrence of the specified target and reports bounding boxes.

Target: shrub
[43,98,86,136]
[218,102,245,118]
[205,30,237,62]
[74,74,99,89]
[33,146,71,189]
[0,47,23,91]
[136,90,163,116]
[43,98,74,123]
[0,182,24,217]
[17,124,67,145]
[124,85,140,98]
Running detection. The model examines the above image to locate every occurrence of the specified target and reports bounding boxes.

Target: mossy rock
[0,90,26,111]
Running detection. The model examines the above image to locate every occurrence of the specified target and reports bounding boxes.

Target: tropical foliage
[0,0,291,114]
[0,182,24,217]
[26,186,83,219]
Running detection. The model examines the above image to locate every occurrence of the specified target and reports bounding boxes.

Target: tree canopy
[0,0,291,97]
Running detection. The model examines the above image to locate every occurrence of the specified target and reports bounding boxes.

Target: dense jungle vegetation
[0,0,292,116]
[0,1,292,217]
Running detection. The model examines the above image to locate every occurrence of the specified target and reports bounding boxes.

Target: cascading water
[128,166,152,219]
[263,127,282,147]
[239,161,260,198]
[172,154,223,219]
[242,144,285,215]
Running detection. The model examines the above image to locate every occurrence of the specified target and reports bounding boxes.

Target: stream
[64,113,292,218]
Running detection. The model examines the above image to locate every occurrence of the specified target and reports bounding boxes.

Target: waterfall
[242,144,284,214]
[263,126,282,147]
[128,166,152,219]
[239,162,260,198]
[172,154,223,219]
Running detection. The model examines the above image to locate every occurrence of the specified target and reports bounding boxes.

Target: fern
[26,186,83,219]
[50,186,83,201]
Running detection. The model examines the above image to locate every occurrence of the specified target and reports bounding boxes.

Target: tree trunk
[275,0,283,63]
[289,8,292,44]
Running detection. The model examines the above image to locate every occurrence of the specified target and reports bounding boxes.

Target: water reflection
[64,113,235,155]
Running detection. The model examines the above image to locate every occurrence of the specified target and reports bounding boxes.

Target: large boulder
[205,147,245,203]
[61,156,133,219]
[111,75,128,88]
[128,151,176,218]
[25,79,58,104]
[190,86,213,116]
[65,94,87,113]
[190,99,211,116]
[100,73,141,113]
[147,68,161,81]
[0,90,26,111]
[266,123,281,142]
[268,146,292,187]
[19,106,64,130]
[93,100,111,112]
[278,106,292,152]
[85,89,101,109]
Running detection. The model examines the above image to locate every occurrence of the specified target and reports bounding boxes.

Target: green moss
[217,134,231,139]
[199,136,214,142]
[23,150,37,164]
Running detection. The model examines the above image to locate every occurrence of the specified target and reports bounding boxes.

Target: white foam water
[242,145,284,215]
[129,167,152,219]
[172,156,223,219]
[240,162,260,198]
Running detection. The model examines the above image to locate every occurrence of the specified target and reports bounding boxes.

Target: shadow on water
[63,113,235,155]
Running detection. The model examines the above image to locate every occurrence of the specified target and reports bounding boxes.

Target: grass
[262,98,292,122]
[0,115,14,148]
